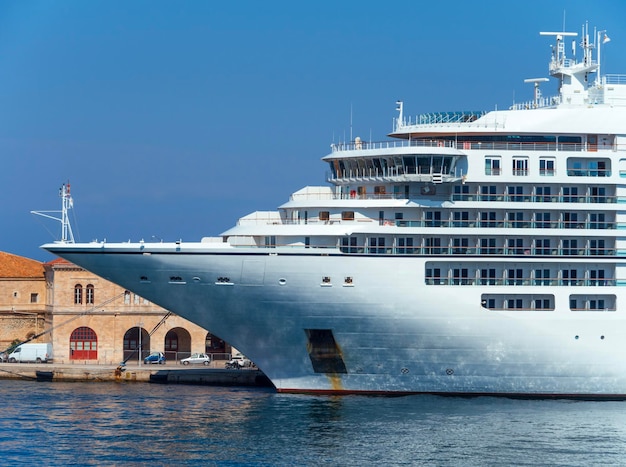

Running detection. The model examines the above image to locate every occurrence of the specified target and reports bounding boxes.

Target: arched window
[70,326,97,359]
[86,284,95,305]
[74,284,83,304]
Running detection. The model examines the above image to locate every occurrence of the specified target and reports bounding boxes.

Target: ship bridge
[323,138,466,186]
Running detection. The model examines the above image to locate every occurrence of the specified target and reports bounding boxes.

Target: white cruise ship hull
[44,242,626,397]
[40,23,626,397]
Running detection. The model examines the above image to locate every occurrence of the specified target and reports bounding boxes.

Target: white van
[8,343,53,363]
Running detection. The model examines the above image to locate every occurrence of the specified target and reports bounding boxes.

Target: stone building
[0,252,49,351]
[0,251,229,364]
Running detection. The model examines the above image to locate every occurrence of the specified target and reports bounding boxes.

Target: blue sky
[2,0,626,261]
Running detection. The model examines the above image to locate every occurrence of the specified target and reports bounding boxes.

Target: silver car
[181,353,211,366]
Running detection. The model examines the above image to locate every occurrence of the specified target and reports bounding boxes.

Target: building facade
[0,252,49,351]
[1,252,229,364]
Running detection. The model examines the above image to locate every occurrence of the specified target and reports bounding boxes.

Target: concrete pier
[0,362,274,388]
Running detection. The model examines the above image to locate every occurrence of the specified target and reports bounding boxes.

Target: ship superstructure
[44,24,626,396]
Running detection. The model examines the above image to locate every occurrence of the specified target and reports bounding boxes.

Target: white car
[226,354,253,369]
[181,353,211,366]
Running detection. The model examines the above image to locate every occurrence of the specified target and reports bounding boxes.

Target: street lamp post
[137,322,143,366]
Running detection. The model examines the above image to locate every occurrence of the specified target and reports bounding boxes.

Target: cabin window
[534,269,551,286]
[589,270,606,286]
[567,157,610,177]
[480,268,497,285]
[480,211,497,228]
[507,268,524,285]
[562,239,578,256]
[342,211,355,221]
[452,238,469,254]
[507,186,524,202]
[540,158,555,176]
[452,268,469,285]
[590,186,607,203]
[563,212,579,229]
[507,299,523,309]
[425,267,442,285]
[480,238,497,255]
[481,185,498,201]
[508,211,525,228]
[534,212,550,229]
[512,157,529,176]
[424,211,442,227]
[535,186,552,202]
[507,238,525,255]
[341,236,358,253]
[397,237,414,254]
[485,157,501,176]
[534,298,553,310]
[319,211,330,222]
[570,295,615,311]
[424,237,442,254]
[562,186,579,203]
[370,237,386,254]
[535,239,551,255]
[374,186,386,196]
[562,269,578,286]
[453,185,471,201]
[453,211,470,227]
[590,239,606,255]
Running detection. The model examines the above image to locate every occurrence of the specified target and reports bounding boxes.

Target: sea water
[0,379,625,466]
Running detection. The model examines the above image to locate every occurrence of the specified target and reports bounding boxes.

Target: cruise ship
[44,24,626,397]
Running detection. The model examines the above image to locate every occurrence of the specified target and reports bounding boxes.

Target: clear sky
[2,0,626,261]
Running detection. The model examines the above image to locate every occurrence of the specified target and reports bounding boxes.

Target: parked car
[225,354,253,369]
[181,353,211,366]
[143,352,166,364]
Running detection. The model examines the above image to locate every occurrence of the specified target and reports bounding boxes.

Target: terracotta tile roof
[0,252,45,278]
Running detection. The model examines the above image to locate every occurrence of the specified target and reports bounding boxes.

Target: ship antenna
[31,182,75,243]
[595,27,611,86]
[523,78,549,107]
[395,100,403,130]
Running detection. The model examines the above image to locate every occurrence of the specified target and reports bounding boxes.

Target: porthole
[278,278,286,285]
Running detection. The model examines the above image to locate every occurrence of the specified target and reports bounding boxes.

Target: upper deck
[387,24,626,139]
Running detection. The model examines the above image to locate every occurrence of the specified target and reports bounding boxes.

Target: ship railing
[604,74,626,85]
[480,306,617,312]
[452,193,619,203]
[227,240,617,258]
[239,215,619,231]
[425,277,617,287]
[325,166,463,182]
[395,110,488,128]
[509,94,561,110]
[330,139,608,153]
[389,219,617,230]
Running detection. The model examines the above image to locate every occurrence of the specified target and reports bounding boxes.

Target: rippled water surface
[1,380,626,465]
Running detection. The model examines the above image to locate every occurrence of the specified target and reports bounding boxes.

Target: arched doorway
[70,326,98,360]
[123,327,149,363]
[164,328,191,362]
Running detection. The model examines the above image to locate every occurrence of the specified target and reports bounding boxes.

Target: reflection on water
[0,380,625,465]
